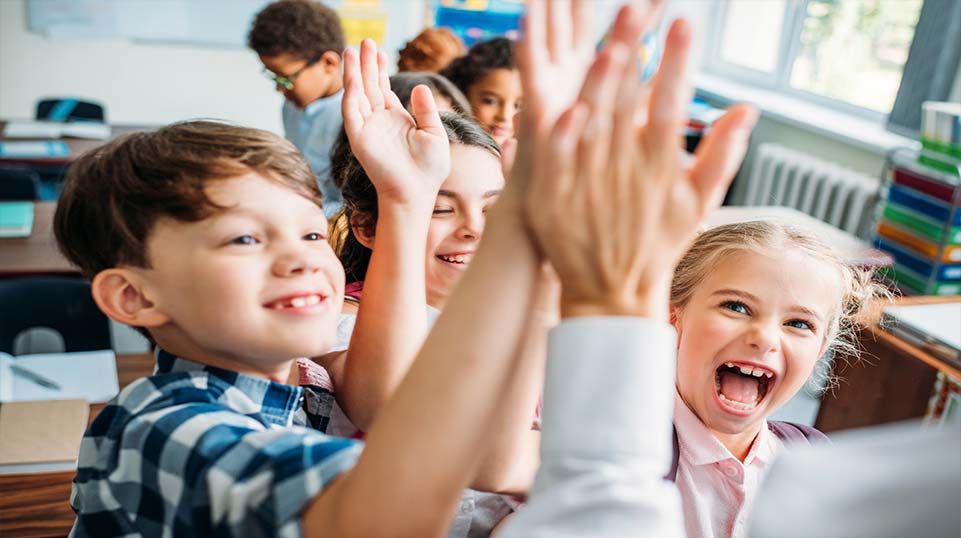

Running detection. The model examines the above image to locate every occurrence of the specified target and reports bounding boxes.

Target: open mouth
[714,362,775,412]
[437,254,472,266]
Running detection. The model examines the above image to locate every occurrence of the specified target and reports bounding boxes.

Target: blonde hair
[670,221,891,372]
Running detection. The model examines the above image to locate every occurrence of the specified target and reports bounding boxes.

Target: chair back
[0,277,111,355]
[35,98,106,122]
[0,165,40,200]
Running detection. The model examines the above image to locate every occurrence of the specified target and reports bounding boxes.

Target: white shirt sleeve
[499,316,684,538]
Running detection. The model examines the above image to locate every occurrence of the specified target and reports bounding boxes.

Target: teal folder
[0,202,34,238]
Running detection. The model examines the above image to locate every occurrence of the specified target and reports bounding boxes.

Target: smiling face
[465,68,522,145]
[138,172,345,377]
[673,248,840,444]
[424,143,504,309]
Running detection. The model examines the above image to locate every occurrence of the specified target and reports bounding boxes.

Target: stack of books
[873,103,961,296]
[919,101,961,177]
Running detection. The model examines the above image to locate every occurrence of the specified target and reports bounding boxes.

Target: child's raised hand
[524,11,758,320]
[342,39,450,207]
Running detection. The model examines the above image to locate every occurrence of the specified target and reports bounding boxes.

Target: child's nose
[457,212,484,239]
[746,322,780,354]
[272,248,322,277]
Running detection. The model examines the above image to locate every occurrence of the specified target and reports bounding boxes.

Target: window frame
[701,0,916,123]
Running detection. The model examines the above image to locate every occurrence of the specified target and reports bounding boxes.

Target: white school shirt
[500,316,685,538]
[673,395,781,538]
[282,90,344,218]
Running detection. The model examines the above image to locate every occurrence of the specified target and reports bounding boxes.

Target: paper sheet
[0,350,119,403]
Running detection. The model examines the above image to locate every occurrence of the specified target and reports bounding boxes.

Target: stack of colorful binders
[874,128,961,295]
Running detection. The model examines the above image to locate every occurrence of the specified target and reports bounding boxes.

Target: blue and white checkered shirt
[70,350,362,537]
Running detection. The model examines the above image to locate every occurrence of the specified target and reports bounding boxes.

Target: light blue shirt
[282,90,344,218]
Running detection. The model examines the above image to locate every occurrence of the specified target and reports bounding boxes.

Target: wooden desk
[0,353,154,538]
[708,206,893,267]
[0,121,150,167]
[0,202,76,277]
[815,296,961,433]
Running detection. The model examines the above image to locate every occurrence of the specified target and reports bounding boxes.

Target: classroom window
[705,0,924,119]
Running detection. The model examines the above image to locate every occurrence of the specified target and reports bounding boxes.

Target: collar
[673,392,779,467]
[155,348,304,427]
[302,88,344,117]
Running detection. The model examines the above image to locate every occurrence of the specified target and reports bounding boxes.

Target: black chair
[0,165,41,200]
[35,98,106,123]
[0,276,111,355]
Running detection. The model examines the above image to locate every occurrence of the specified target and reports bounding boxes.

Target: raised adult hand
[524,12,758,320]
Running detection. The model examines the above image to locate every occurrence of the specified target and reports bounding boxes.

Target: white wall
[0,0,289,132]
[0,0,438,133]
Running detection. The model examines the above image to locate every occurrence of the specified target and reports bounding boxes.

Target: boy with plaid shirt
[55,120,541,537]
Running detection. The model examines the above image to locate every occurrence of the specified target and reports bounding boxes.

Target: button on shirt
[673,395,782,538]
[282,90,344,218]
[70,350,362,537]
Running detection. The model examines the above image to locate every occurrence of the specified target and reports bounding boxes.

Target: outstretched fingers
[687,104,759,214]
[409,84,444,136]
[360,39,385,110]
[642,18,692,158]
[342,47,371,139]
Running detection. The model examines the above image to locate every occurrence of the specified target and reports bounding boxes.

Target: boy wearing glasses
[249,0,346,218]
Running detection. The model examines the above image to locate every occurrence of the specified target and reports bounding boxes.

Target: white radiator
[733,143,880,238]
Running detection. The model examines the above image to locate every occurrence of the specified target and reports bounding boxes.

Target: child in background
[669,221,885,538]
[397,27,466,72]
[441,37,522,146]
[248,0,346,218]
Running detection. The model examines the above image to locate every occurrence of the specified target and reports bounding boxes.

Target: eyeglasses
[262,54,321,91]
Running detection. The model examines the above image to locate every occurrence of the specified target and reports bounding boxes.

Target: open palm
[342,39,450,206]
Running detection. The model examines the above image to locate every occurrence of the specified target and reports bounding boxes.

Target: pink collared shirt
[673,394,782,538]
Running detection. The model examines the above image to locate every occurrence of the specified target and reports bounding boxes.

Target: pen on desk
[9,364,62,390]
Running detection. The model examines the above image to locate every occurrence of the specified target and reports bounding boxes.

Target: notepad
[883,302,961,367]
[0,351,119,403]
[0,141,70,158]
[0,202,34,238]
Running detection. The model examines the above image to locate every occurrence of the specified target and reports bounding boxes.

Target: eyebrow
[710,288,824,321]
[437,189,502,199]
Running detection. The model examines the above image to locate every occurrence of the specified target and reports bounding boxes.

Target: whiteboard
[25,0,423,53]
[27,0,270,47]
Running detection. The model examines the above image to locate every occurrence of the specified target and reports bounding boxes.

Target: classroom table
[815,295,961,433]
[0,352,155,538]
[0,202,76,277]
[706,205,893,267]
[0,121,151,167]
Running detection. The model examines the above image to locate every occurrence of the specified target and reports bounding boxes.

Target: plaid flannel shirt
[70,350,362,537]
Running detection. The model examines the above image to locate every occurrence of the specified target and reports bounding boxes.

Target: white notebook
[883,302,961,353]
[0,350,119,403]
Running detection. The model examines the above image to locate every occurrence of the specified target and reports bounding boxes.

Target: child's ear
[321,51,341,71]
[669,306,682,348]
[90,268,170,329]
[350,213,376,250]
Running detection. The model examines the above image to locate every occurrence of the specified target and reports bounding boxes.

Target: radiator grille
[732,143,880,238]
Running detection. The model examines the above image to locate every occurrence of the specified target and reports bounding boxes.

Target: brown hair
[389,72,472,117]
[248,0,345,61]
[670,221,891,385]
[397,27,466,73]
[329,112,499,283]
[54,120,321,280]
